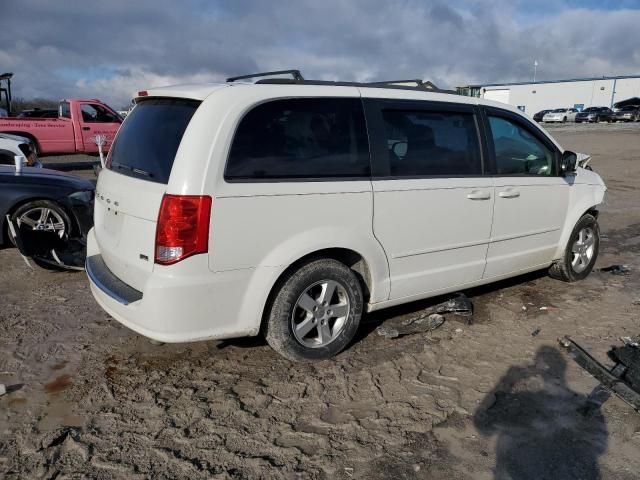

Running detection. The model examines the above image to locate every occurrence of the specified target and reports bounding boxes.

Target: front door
[483,109,570,278]
[78,102,121,153]
[366,98,494,301]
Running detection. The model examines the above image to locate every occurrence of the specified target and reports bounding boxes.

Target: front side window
[380,109,481,176]
[80,103,120,123]
[488,116,554,176]
[225,98,370,180]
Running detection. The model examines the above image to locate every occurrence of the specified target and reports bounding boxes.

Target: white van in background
[86,71,606,361]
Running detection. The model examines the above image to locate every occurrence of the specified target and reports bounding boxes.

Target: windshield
[107,98,200,184]
[551,109,567,113]
[620,106,637,111]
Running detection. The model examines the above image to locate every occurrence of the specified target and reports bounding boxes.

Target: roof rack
[226,69,305,83]
[228,69,456,94]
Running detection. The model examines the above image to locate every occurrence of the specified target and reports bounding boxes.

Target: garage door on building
[484,89,511,104]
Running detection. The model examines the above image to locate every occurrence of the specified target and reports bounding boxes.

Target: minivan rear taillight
[155,194,212,265]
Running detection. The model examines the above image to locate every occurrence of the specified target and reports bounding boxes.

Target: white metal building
[457,75,640,115]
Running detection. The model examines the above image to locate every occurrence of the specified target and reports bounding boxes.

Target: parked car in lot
[533,109,552,122]
[0,99,122,156]
[612,105,640,122]
[86,71,606,361]
[575,107,614,123]
[0,133,39,166]
[0,165,94,259]
[542,108,578,123]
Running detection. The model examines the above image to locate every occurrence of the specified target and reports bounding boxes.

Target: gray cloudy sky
[2,0,640,107]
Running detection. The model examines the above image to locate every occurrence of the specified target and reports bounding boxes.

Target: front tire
[264,259,363,362]
[549,214,600,282]
[8,200,71,247]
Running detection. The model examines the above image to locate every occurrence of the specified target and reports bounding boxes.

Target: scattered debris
[434,293,474,319]
[539,307,548,311]
[6,215,86,270]
[531,328,541,337]
[632,299,640,306]
[0,384,6,396]
[599,264,631,275]
[377,313,445,339]
[376,293,474,339]
[559,335,640,413]
[622,337,640,348]
[455,328,463,334]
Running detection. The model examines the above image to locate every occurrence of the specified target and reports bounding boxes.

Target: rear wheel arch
[260,248,373,331]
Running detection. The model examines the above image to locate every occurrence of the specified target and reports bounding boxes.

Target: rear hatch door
[94,98,200,291]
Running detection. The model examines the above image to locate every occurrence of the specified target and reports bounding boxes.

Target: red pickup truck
[0,99,122,156]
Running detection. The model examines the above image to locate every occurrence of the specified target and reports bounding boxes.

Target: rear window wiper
[111,162,153,178]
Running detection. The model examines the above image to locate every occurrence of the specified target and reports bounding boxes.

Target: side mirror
[560,150,577,175]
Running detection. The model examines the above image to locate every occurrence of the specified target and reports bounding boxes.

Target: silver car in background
[542,108,579,123]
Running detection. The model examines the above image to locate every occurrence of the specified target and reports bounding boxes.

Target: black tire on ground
[549,214,600,282]
[264,258,363,362]
[563,117,567,123]
[8,199,72,247]
[595,116,600,123]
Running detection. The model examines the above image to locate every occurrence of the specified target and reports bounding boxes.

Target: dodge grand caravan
[86,71,606,361]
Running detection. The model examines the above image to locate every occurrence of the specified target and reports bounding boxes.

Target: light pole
[533,60,538,83]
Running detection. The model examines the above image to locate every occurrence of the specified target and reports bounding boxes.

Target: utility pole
[533,60,538,83]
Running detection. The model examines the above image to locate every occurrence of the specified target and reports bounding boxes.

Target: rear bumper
[86,228,275,343]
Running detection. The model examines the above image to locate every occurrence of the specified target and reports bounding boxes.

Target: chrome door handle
[499,189,520,198]
[467,190,491,200]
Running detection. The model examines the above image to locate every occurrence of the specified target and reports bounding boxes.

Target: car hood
[0,133,30,143]
[0,165,94,190]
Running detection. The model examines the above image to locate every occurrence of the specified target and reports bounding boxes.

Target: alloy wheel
[17,206,66,238]
[571,226,596,273]
[291,279,350,348]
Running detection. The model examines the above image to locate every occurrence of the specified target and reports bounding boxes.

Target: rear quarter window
[225,97,370,181]
[107,98,200,184]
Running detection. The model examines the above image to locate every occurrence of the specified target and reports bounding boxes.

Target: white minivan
[86,71,606,361]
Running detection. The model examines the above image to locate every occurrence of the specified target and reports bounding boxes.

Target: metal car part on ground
[559,336,640,413]
[376,293,473,338]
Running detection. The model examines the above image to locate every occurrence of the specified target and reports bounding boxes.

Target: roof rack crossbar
[227,69,304,83]
[366,79,424,87]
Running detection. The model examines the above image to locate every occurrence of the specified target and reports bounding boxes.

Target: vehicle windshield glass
[620,106,637,111]
[107,98,200,184]
[551,109,566,113]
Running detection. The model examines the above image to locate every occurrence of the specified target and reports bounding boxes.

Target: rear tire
[264,259,363,362]
[549,214,599,282]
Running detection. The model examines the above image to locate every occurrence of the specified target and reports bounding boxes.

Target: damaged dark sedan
[0,165,94,269]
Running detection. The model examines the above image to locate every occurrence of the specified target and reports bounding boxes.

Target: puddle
[44,374,73,394]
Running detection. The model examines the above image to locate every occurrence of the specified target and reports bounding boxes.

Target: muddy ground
[1,123,640,479]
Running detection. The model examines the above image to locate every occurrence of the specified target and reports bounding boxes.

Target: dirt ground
[1,123,640,479]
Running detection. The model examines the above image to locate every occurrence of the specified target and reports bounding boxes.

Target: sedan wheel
[9,200,71,246]
[17,206,67,238]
